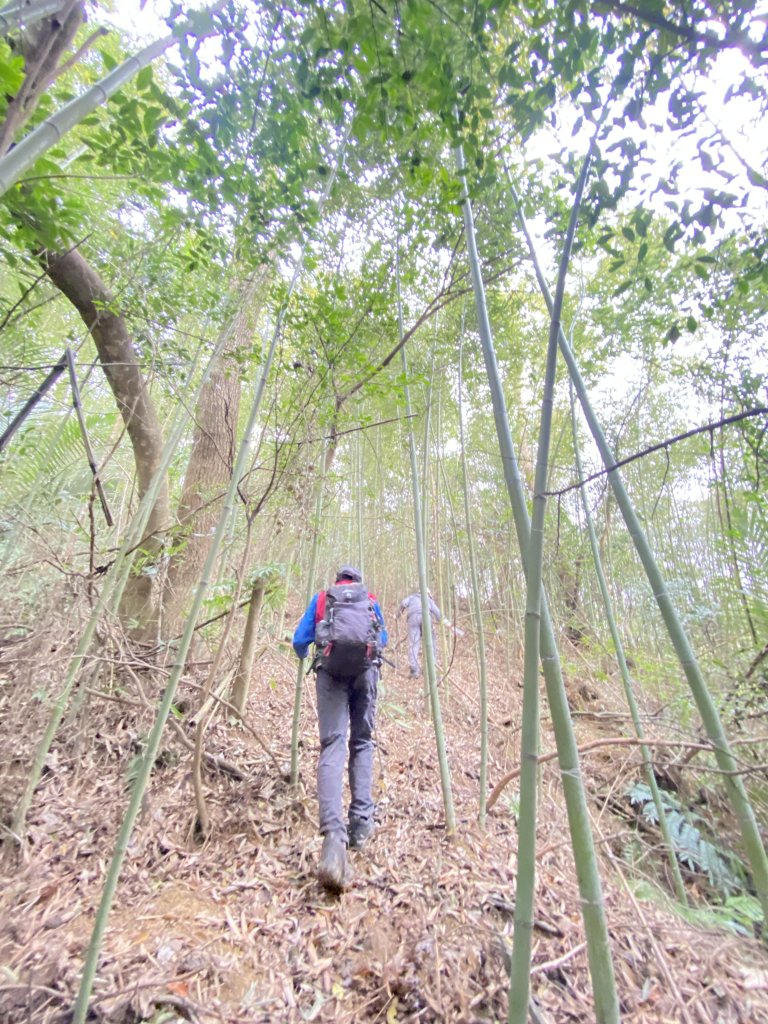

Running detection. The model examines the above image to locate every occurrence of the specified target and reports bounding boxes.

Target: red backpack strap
[315,590,327,623]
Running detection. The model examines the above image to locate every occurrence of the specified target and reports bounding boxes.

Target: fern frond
[626,782,749,900]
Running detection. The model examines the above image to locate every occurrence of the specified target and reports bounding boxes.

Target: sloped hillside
[1,608,768,1023]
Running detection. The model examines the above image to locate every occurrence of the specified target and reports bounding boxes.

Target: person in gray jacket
[398,590,443,678]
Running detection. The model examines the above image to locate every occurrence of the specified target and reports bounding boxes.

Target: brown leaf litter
[1,618,768,1023]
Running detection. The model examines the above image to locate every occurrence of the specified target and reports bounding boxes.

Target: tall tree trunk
[161,279,261,638]
[39,246,169,632]
[160,276,266,634]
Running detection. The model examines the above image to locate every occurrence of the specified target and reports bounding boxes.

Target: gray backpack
[315,582,381,676]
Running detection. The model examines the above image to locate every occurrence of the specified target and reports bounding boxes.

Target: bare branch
[544,406,768,499]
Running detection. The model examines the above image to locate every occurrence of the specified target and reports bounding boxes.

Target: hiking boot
[317,832,350,892]
[348,816,375,849]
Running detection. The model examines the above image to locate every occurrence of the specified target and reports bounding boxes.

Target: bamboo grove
[1,1,768,1021]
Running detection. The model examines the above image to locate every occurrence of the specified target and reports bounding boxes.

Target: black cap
[335,565,362,583]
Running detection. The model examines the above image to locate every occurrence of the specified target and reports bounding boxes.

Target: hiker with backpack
[292,565,388,892]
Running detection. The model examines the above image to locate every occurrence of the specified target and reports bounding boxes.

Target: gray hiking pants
[315,665,378,841]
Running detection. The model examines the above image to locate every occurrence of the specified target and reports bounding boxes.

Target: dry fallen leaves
[1,623,768,1023]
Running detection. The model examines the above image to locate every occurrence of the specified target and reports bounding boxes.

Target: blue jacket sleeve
[292,593,319,659]
[374,600,388,647]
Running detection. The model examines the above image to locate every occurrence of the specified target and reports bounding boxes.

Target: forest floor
[2,612,768,1023]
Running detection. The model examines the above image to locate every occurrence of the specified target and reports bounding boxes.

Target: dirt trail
[2,636,768,1022]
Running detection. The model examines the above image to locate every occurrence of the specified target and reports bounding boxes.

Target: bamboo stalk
[396,236,456,835]
[420,349,436,711]
[458,326,490,826]
[0,350,66,454]
[65,347,113,526]
[290,458,327,786]
[569,381,688,903]
[0,0,63,34]
[0,2,226,197]
[512,183,768,929]
[456,141,619,1024]
[72,127,353,1021]
[512,147,592,1022]
[74,261,299,1017]
[357,429,365,577]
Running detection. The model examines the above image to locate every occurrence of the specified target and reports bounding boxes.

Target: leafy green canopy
[2,0,766,532]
